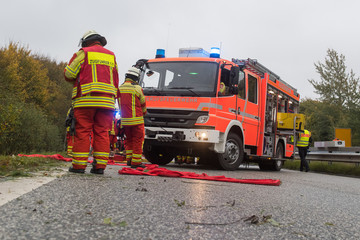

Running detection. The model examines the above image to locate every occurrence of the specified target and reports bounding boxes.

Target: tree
[300,99,342,142]
[305,49,360,145]
[0,42,72,154]
[308,49,360,109]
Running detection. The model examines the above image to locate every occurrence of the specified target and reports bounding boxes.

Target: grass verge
[284,159,360,177]
[0,152,70,178]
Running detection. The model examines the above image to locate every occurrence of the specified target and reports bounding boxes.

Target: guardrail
[294,147,360,165]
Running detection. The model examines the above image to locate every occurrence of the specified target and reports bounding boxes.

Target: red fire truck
[139,48,304,170]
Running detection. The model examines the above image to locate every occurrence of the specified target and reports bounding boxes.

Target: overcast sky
[1,0,360,99]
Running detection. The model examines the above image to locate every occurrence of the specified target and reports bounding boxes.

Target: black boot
[90,168,104,174]
[69,167,85,174]
[131,163,146,169]
[127,159,131,166]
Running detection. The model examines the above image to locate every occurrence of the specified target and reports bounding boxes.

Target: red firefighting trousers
[72,108,113,170]
[124,124,144,166]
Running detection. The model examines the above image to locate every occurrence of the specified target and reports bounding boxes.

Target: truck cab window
[238,71,245,99]
[248,74,258,104]
[143,70,160,88]
[219,68,230,96]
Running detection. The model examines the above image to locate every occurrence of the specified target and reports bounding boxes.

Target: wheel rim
[224,140,239,164]
[275,145,284,168]
[275,160,282,168]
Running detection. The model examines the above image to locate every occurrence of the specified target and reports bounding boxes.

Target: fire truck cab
[140,48,303,171]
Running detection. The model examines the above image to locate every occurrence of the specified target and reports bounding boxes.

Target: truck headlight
[195,131,208,141]
[196,115,209,124]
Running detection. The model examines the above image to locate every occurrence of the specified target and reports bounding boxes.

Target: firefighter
[118,66,147,168]
[64,30,119,174]
[219,82,229,95]
[296,129,312,172]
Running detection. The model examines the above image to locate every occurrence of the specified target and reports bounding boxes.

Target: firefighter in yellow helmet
[296,129,312,172]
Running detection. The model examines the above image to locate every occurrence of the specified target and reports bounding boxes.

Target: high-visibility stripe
[121,117,144,125]
[81,82,117,95]
[91,64,97,83]
[65,60,84,79]
[72,87,77,98]
[93,152,110,158]
[95,159,108,165]
[110,67,114,86]
[119,88,142,97]
[72,159,88,165]
[132,93,136,118]
[74,102,115,108]
[126,150,133,160]
[72,152,90,158]
[72,96,115,109]
[131,154,142,163]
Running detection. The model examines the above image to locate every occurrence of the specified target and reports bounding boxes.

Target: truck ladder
[232,58,298,95]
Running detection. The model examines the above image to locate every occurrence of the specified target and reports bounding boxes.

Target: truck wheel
[143,148,174,165]
[271,143,284,171]
[259,143,284,171]
[217,133,244,170]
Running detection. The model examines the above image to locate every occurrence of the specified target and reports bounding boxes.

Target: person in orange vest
[64,30,119,174]
[118,66,147,168]
[296,129,312,172]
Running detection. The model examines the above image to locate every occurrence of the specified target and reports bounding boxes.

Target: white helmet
[78,30,107,47]
[126,67,141,78]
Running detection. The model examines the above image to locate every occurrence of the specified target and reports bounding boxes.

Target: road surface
[0,163,359,239]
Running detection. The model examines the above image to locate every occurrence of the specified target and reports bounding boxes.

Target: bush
[0,101,63,154]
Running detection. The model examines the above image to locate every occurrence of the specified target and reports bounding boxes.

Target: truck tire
[143,147,175,165]
[217,133,244,170]
[271,143,284,171]
[258,142,284,171]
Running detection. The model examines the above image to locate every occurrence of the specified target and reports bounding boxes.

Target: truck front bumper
[145,127,220,143]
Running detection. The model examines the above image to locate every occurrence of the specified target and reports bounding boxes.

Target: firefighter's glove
[65,108,76,136]
[70,117,76,136]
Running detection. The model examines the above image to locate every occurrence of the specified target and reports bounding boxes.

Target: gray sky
[1,0,360,99]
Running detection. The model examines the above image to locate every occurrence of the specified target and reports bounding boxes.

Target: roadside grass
[284,159,360,177]
[0,152,70,178]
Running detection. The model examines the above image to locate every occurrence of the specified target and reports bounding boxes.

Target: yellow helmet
[78,30,107,47]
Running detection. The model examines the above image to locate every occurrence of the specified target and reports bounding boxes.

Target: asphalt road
[0,163,359,240]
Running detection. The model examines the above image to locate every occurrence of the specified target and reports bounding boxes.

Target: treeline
[0,43,72,154]
[302,49,360,146]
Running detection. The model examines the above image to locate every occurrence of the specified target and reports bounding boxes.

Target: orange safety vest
[68,45,119,109]
[297,129,311,147]
[118,79,147,126]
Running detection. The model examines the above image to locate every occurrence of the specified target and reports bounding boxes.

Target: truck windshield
[140,61,218,97]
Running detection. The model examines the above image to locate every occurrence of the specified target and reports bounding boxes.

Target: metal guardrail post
[292,116,297,161]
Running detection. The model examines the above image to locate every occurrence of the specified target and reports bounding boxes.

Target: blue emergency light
[155,49,165,58]
[210,47,220,58]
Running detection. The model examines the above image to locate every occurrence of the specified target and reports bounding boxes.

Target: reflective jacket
[297,129,311,147]
[118,79,147,126]
[64,43,119,109]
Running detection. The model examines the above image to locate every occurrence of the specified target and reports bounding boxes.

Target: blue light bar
[210,47,220,58]
[155,49,165,58]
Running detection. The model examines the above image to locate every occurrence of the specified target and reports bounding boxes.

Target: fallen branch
[185,219,242,226]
